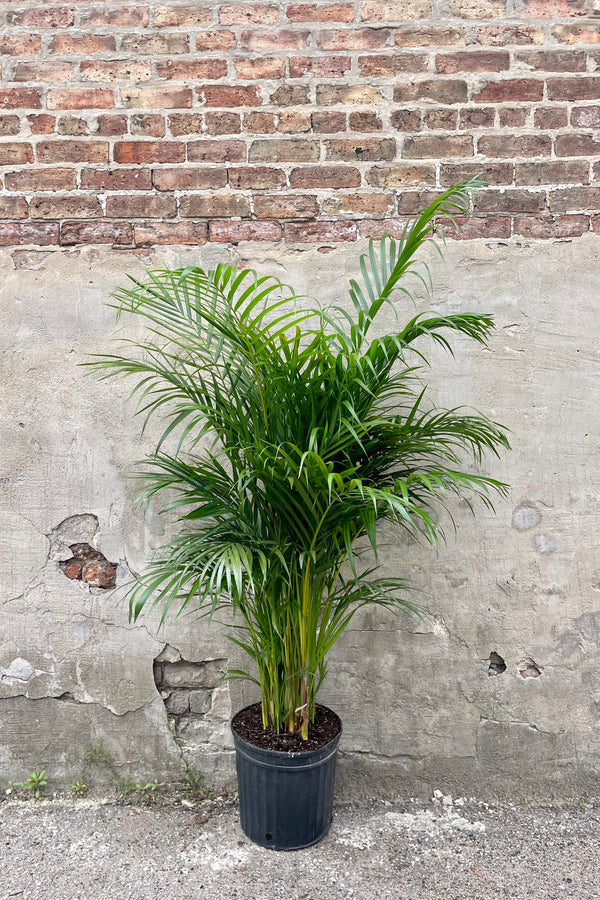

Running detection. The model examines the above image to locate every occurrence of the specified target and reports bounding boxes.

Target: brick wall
[0,0,599,248]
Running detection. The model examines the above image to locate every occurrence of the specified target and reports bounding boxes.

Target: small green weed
[184,762,208,802]
[24,771,47,799]
[71,781,88,798]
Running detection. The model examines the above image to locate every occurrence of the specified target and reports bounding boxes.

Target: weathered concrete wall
[1,234,599,798]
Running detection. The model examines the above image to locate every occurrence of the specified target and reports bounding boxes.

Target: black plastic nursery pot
[231,705,342,851]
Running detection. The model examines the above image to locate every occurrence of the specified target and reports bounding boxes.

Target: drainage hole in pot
[265,833,273,842]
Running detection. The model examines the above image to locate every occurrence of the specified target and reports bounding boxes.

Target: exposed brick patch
[59,543,117,589]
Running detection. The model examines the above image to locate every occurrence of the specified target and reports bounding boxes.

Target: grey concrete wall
[1,235,599,798]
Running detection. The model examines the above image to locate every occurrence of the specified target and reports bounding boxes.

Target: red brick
[514,0,585,15]
[0,143,34,165]
[289,56,351,77]
[498,108,528,128]
[219,4,279,23]
[396,190,438,214]
[439,162,512,186]
[423,108,458,129]
[228,166,286,189]
[50,34,116,55]
[47,89,114,110]
[197,85,262,108]
[196,32,237,51]
[478,134,551,157]
[548,187,600,212]
[395,27,466,46]
[277,111,312,133]
[571,106,600,128]
[317,28,390,50]
[312,111,346,132]
[29,196,103,220]
[474,24,544,45]
[80,60,152,82]
[14,62,75,83]
[285,220,356,242]
[391,109,422,131]
[592,214,600,234]
[209,221,282,242]
[168,114,203,136]
[0,223,59,246]
[316,85,384,105]
[180,194,251,218]
[270,85,310,105]
[156,60,228,81]
[367,164,435,186]
[325,138,396,161]
[358,54,428,76]
[61,221,133,245]
[358,218,412,239]
[120,34,189,55]
[436,51,509,73]
[474,189,546,214]
[459,107,495,128]
[289,165,359,188]
[514,50,586,72]
[249,139,319,162]
[394,80,467,103]
[244,112,276,133]
[153,5,211,26]
[473,79,543,103]
[121,87,193,109]
[81,169,153,191]
[205,112,241,135]
[27,115,56,134]
[155,168,228,191]
[187,140,246,162]
[113,142,185,164]
[134,221,208,246]
[0,197,28,219]
[254,194,318,218]
[96,115,128,135]
[0,89,41,110]
[322,193,393,216]
[287,3,355,21]
[446,0,506,16]
[130,114,166,137]
[441,215,511,240]
[7,6,74,27]
[555,134,600,156]
[513,215,589,238]
[0,116,19,136]
[241,30,309,51]
[106,195,177,218]
[515,160,588,185]
[548,78,600,102]
[360,0,432,19]
[403,135,473,158]
[80,7,149,26]
[552,25,600,44]
[349,111,383,132]
[534,107,569,129]
[0,35,41,56]
[235,58,285,79]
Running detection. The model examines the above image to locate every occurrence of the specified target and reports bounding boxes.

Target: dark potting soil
[232,702,341,753]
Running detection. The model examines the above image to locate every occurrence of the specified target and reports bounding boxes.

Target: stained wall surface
[1,0,600,797]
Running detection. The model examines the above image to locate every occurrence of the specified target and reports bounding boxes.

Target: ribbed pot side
[231,705,342,851]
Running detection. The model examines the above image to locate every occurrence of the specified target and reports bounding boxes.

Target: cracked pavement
[0,795,598,900]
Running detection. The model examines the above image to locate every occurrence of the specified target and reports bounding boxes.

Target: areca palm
[91,180,509,739]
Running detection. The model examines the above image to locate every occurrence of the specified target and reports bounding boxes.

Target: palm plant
[91,180,509,740]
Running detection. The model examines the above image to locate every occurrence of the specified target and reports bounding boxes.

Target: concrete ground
[0,792,598,900]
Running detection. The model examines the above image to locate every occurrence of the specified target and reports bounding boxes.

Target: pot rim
[231,702,342,763]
